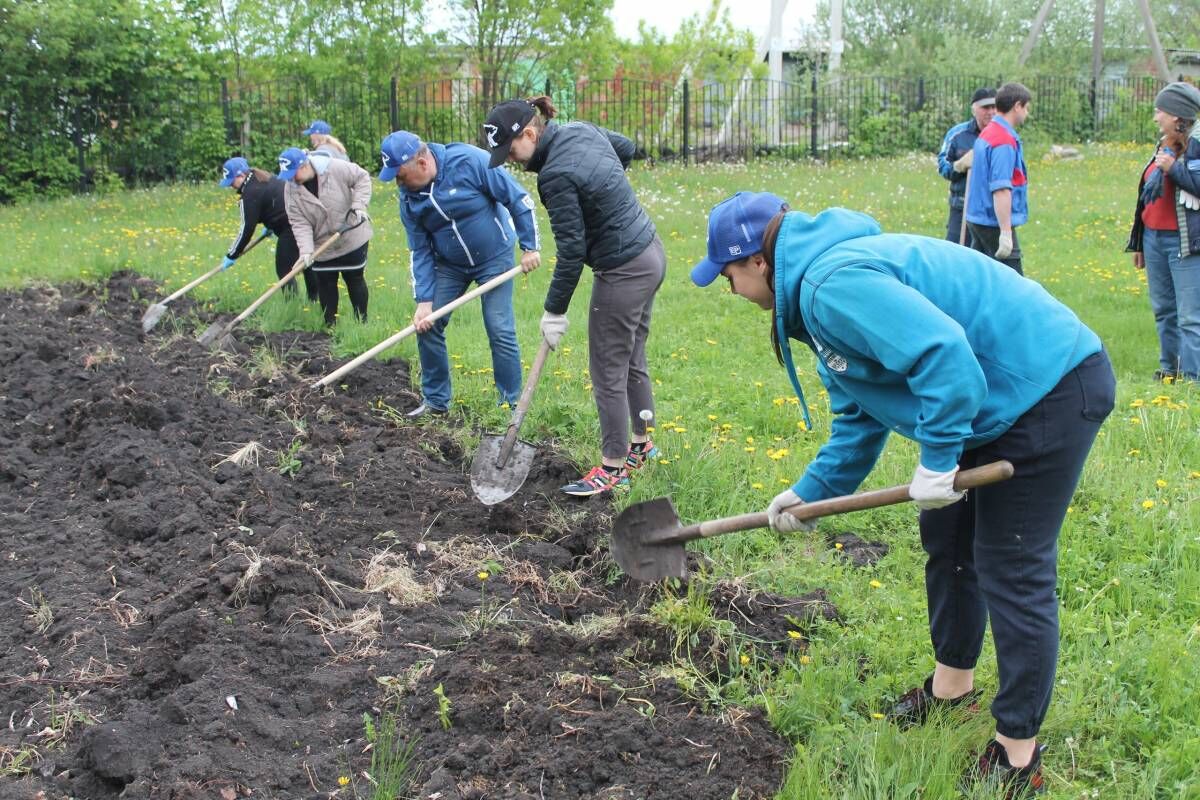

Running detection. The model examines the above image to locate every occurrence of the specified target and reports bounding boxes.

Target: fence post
[220,78,235,148]
[73,104,87,193]
[917,77,925,110]
[682,79,690,164]
[810,69,818,159]
[390,77,400,131]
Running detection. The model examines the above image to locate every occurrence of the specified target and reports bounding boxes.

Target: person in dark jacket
[379,130,542,418]
[219,157,318,300]
[693,191,1113,799]
[1125,81,1200,383]
[936,88,996,246]
[484,96,664,496]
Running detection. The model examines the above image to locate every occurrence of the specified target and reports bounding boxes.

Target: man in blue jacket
[380,131,541,417]
[966,82,1032,274]
[691,191,1114,797]
[936,87,996,246]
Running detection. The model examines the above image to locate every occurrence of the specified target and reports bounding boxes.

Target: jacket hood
[772,208,881,430]
[774,208,882,335]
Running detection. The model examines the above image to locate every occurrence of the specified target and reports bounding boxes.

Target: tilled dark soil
[0,274,853,800]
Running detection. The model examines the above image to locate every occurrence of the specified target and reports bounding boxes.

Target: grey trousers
[588,236,666,460]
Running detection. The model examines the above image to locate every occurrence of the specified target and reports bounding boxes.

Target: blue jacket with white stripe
[399,142,538,302]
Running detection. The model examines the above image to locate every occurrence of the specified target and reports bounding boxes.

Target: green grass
[3,144,1198,798]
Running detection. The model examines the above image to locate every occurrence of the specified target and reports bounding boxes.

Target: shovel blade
[141,303,168,334]
[197,321,229,348]
[470,434,538,506]
[611,497,688,582]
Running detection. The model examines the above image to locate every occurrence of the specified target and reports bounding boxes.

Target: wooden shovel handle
[225,227,347,328]
[658,460,1014,545]
[159,231,273,305]
[313,264,523,389]
[496,338,553,466]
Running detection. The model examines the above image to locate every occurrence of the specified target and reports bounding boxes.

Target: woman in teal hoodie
[692,192,1114,797]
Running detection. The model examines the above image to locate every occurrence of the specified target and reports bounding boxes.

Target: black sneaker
[405,402,448,419]
[1153,369,1177,383]
[885,675,982,728]
[961,739,1046,798]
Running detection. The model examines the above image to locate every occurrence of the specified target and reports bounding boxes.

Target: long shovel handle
[221,229,345,332]
[161,230,273,304]
[654,460,1014,545]
[313,264,523,389]
[958,168,971,246]
[496,338,553,467]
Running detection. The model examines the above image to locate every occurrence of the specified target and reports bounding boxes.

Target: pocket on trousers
[1076,352,1116,422]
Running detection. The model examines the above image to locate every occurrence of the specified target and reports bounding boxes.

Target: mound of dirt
[0,273,823,799]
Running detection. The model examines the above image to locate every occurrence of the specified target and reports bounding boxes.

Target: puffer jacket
[1126,134,1200,258]
[284,156,373,262]
[936,119,984,210]
[226,172,291,259]
[524,121,656,314]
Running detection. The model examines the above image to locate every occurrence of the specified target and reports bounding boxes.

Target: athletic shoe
[961,739,1047,798]
[405,402,448,419]
[560,465,629,496]
[624,440,659,471]
[885,675,982,728]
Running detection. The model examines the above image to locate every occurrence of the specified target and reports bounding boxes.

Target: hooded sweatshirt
[774,208,1101,502]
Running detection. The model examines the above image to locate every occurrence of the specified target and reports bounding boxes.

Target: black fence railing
[4,73,1170,201]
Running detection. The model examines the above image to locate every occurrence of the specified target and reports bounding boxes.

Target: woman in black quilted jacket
[484,97,666,497]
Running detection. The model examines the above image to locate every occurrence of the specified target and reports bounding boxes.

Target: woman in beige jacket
[278,146,373,326]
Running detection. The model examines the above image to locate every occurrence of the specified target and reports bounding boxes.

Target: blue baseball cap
[379,131,423,181]
[219,157,250,187]
[691,191,789,287]
[302,120,332,136]
[277,147,309,181]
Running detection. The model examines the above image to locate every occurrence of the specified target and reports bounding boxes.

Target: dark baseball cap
[971,88,997,107]
[483,100,537,168]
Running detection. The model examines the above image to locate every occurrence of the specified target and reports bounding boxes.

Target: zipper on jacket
[425,185,475,267]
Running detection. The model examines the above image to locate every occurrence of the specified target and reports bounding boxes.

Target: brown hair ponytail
[762,207,789,366]
[251,167,275,183]
[525,95,557,132]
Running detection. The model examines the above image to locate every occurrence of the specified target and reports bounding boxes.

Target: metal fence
[19,73,1170,196]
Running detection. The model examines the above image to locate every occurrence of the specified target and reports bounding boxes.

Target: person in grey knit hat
[1125,81,1200,382]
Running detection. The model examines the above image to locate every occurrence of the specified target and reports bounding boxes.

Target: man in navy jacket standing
[381,131,541,417]
[936,88,996,246]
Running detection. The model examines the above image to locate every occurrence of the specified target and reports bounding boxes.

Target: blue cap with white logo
[302,120,332,136]
[691,192,789,287]
[277,147,309,181]
[379,131,423,182]
[219,157,250,187]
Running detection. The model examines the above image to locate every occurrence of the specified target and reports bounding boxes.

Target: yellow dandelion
[787,630,802,639]
[1156,479,1167,488]
[799,655,812,665]
[752,482,765,489]
[869,579,883,588]
[478,571,490,581]
[740,654,751,665]
[871,712,885,720]
[834,542,844,550]
[338,776,351,787]
[1141,500,1155,510]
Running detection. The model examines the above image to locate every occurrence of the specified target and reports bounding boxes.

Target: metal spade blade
[469,434,538,506]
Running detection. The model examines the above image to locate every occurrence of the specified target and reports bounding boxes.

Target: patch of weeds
[247,343,287,382]
[363,549,437,606]
[0,745,41,777]
[362,710,417,800]
[432,684,453,730]
[18,587,53,634]
[29,690,100,750]
[275,437,305,477]
[375,659,436,705]
[82,345,122,370]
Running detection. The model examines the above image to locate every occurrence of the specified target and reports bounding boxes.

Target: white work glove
[1181,190,1200,211]
[909,465,965,510]
[995,229,1013,259]
[767,488,817,533]
[540,311,569,348]
[953,150,974,173]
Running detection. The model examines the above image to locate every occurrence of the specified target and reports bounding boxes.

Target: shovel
[470,337,553,505]
[611,460,1014,582]
[197,217,360,348]
[141,230,271,333]
[312,264,522,389]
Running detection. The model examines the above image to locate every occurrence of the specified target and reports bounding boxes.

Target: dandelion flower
[338,776,351,787]
[787,630,802,639]
[869,579,883,588]
[1141,500,1155,510]
[478,571,490,581]
[740,654,751,666]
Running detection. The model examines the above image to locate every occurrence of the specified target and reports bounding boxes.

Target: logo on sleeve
[813,338,848,373]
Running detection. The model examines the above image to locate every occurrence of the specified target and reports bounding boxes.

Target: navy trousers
[918,350,1115,739]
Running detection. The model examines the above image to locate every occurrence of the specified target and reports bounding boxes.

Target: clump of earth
[0,273,882,799]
